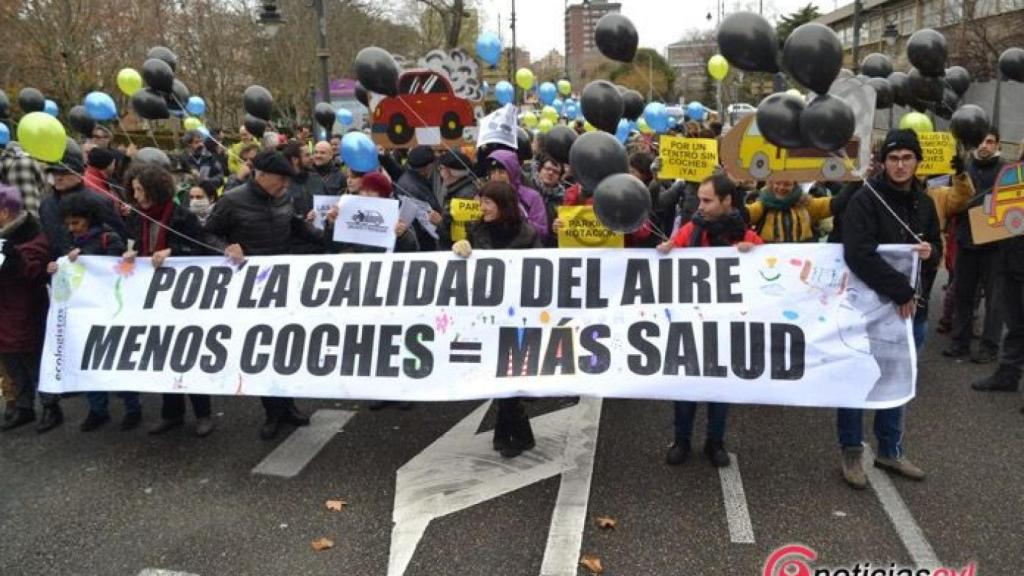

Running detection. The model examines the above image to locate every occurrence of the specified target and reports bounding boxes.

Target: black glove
[951,154,965,175]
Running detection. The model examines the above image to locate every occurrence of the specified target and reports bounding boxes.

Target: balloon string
[646,217,670,242]
[832,149,922,243]
[113,119,137,149]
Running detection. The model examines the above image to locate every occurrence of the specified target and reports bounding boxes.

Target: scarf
[140,201,174,256]
[72,225,105,249]
[757,186,803,210]
[688,210,748,247]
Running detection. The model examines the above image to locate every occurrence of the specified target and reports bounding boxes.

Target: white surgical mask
[189,198,211,214]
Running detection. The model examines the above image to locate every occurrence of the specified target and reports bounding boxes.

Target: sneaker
[1,408,35,431]
[971,366,1021,392]
[80,411,110,432]
[841,446,867,489]
[941,346,969,359]
[36,405,63,433]
[874,455,926,481]
[969,347,999,365]
[148,418,184,435]
[120,411,142,431]
[195,417,214,438]
[665,442,691,466]
[703,440,731,468]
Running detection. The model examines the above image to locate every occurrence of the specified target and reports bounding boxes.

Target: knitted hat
[879,128,923,161]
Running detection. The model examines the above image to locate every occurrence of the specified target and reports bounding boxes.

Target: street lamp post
[883,22,898,128]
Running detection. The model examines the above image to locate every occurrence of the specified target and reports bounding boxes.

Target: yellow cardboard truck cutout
[721,114,860,182]
[984,162,1024,234]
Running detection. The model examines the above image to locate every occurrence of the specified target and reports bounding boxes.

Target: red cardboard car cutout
[371,70,475,148]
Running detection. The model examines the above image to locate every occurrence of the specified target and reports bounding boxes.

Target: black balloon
[867,78,894,109]
[0,91,8,118]
[545,125,578,165]
[569,131,629,194]
[933,86,959,120]
[999,47,1024,82]
[68,105,96,137]
[18,88,45,113]
[355,82,370,107]
[717,12,779,73]
[594,13,639,63]
[131,88,170,120]
[142,58,175,93]
[908,67,945,104]
[945,66,971,97]
[244,114,268,139]
[314,102,336,130]
[580,80,624,134]
[171,79,190,105]
[135,147,172,168]
[906,28,947,77]
[243,85,274,121]
[950,104,990,149]
[755,92,806,148]
[621,90,645,121]
[147,46,179,73]
[860,53,894,79]
[888,71,909,107]
[799,95,855,152]
[354,47,400,97]
[783,23,843,94]
[593,173,652,234]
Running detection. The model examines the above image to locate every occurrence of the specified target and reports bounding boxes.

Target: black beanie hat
[87,147,116,169]
[879,128,923,161]
[408,145,435,169]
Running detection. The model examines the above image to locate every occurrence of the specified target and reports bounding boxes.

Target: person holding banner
[743,179,852,244]
[452,181,541,458]
[202,149,323,440]
[656,174,763,467]
[838,128,941,488]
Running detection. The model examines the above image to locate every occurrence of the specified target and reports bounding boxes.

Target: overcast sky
[474,0,842,60]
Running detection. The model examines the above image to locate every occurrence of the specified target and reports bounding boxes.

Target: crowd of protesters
[1,110,1021,488]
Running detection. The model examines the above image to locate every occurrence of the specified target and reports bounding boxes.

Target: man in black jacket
[838,129,941,489]
[395,145,442,251]
[311,141,345,196]
[203,150,323,440]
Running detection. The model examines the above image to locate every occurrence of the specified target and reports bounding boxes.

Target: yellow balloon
[17,112,67,164]
[785,88,804,100]
[899,112,933,134]
[521,111,538,128]
[183,117,203,131]
[708,54,729,81]
[541,106,558,123]
[515,68,535,91]
[537,118,554,134]
[637,117,653,134]
[583,121,596,132]
[117,68,143,97]
[557,80,572,96]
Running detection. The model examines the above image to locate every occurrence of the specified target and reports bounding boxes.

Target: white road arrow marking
[388,397,603,576]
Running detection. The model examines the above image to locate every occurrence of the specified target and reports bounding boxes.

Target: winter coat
[395,168,441,251]
[39,183,126,259]
[670,211,763,248]
[465,220,542,250]
[313,161,346,196]
[71,224,126,257]
[287,170,328,217]
[841,174,942,309]
[126,203,208,257]
[563,182,656,247]
[439,175,479,249]
[955,155,1007,252]
[487,150,550,242]
[0,214,50,353]
[83,166,111,195]
[186,148,225,188]
[746,187,837,243]
[202,180,323,256]
[0,148,46,217]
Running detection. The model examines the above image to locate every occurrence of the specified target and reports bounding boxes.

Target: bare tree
[417,0,470,49]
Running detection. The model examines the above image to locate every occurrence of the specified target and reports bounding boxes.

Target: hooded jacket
[487,150,550,242]
[0,213,50,353]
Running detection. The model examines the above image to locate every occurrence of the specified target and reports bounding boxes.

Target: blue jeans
[673,401,728,445]
[836,316,925,458]
[87,392,141,416]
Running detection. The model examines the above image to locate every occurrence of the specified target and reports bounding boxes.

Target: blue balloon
[476,32,502,67]
[538,82,557,106]
[564,101,579,120]
[687,101,706,122]
[341,131,379,172]
[186,96,206,116]
[644,102,670,133]
[44,99,59,117]
[615,118,632,143]
[552,99,564,114]
[0,123,9,146]
[495,81,514,105]
[84,91,117,121]
[336,108,354,127]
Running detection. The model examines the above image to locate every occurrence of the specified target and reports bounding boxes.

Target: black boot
[500,406,535,459]
[260,415,282,440]
[80,411,110,432]
[665,442,691,466]
[283,403,310,426]
[36,405,63,433]
[971,365,1021,392]
[703,440,731,468]
[1,408,35,431]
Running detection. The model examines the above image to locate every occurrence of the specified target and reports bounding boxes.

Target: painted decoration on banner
[41,246,918,409]
[658,136,719,181]
[916,132,956,176]
[556,206,624,248]
[971,161,1024,244]
[449,198,482,242]
[371,68,477,149]
[332,195,400,250]
[720,115,861,182]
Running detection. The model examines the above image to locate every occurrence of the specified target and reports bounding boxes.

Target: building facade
[564,1,621,85]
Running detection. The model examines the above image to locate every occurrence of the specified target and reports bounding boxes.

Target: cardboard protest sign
[333,195,400,251]
[556,206,624,248]
[450,198,482,242]
[916,132,956,176]
[658,137,718,181]
[370,67,477,149]
[720,115,860,182]
[971,162,1024,244]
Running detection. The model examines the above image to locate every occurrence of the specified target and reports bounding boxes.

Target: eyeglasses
[885,154,916,165]
[540,164,560,173]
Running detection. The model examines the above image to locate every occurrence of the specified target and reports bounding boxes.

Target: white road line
[137,570,199,576]
[539,397,603,576]
[251,409,356,478]
[863,447,941,569]
[718,452,755,544]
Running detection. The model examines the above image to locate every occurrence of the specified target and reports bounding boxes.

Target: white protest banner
[41,245,917,409]
[332,195,399,250]
[311,195,338,231]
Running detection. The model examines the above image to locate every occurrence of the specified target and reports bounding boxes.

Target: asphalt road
[2,284,1023,576]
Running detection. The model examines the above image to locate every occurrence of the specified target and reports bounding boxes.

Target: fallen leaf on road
[325,499,347,511]
[594,515,617,530]
[311,537,334,551]
[580,554,603,574]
